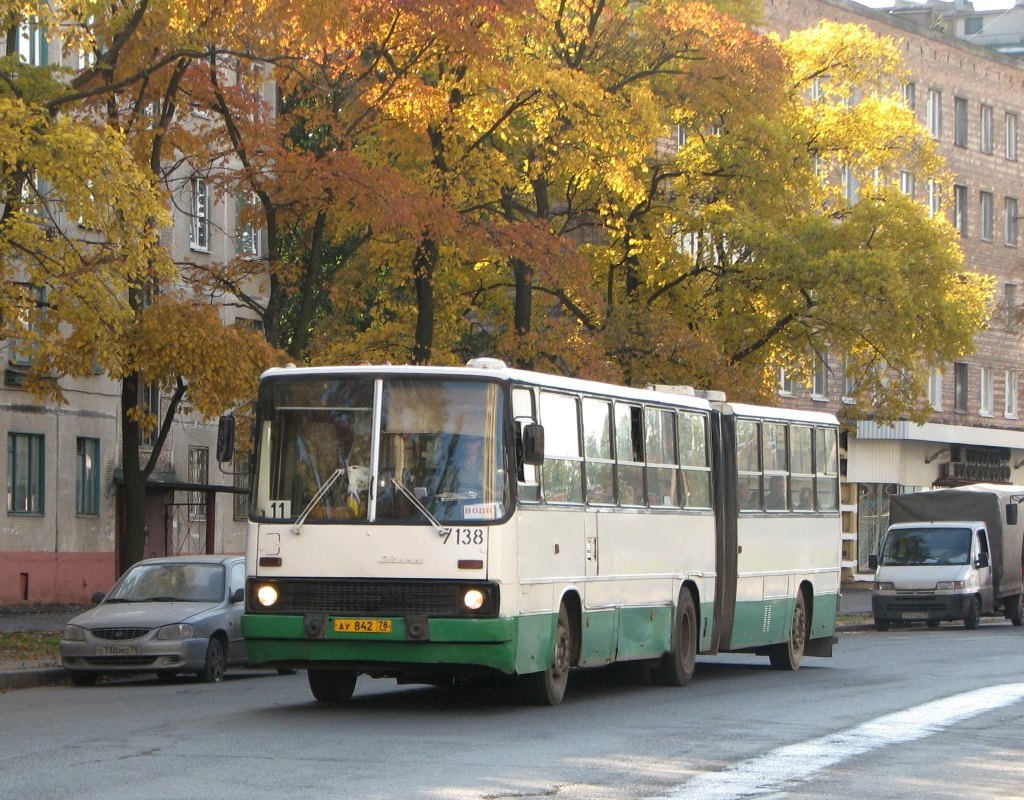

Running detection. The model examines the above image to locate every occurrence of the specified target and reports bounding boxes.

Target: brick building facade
[763,0,1024,575]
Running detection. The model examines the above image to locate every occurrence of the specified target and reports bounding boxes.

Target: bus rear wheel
[519,601,573,706]
[769,592,807,671]
[308,669,357,703]
[654,589,697,686]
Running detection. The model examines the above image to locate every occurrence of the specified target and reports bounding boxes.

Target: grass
[0,631,61,662]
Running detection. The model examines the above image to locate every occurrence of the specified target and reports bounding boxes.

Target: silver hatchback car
[60,554,247,686]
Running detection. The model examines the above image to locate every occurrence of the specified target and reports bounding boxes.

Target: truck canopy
[888,484,1024,599]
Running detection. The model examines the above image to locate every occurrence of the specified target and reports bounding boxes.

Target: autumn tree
[1,0,279,569]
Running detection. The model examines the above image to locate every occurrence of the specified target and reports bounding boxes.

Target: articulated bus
[238,359,842,705]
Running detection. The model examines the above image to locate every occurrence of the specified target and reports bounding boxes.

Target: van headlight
[936,580,965,590]
[873,582,895,591]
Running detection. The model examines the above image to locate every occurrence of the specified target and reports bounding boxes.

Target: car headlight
[61,625,86,641]
[156,623,195,640]
[936,580,966,590]
[873,582,895,591]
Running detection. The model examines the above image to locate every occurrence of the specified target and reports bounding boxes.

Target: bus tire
[769,591,807,671]
[654,589,697,686]
[308,669,357,703]
[519,601,573,706]
[963,597,981,630]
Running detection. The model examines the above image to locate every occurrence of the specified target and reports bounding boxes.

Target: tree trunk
[412,236,438,364]
[119,373,147,573]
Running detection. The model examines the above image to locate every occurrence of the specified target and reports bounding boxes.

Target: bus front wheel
[519,602,573,706]
[308,669,357,703]
[769,592,807,671]
[654,589,697,686]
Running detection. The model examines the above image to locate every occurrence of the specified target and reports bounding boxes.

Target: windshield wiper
[137,596,187,602]
[391,477,446,536]
[291,467,346,535]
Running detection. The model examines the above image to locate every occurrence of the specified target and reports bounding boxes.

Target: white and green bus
[237,359,841,705]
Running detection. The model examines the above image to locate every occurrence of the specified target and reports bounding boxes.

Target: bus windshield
[879,527,973,566]
[253,377,508,524]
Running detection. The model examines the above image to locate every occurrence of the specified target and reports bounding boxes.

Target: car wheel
[198,637,227,683]
[926,620,941,629]
[69,671,98,687]
[873,618,890,632]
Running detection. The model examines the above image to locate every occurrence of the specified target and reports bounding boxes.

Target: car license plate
[96,645,140,656]
[333,618,392,634]
[901,612,928,620]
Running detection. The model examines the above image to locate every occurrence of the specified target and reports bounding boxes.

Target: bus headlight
[256,584,279,607]
[462,588,485,611]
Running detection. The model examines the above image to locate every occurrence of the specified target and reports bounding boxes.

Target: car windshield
[107,563,225,603]
[879,527,973,566]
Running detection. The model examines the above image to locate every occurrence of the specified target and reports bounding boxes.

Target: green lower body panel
[243,613,525,675]
[728,593,839,651]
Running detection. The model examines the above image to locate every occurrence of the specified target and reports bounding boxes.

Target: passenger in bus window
[764,475,788,510]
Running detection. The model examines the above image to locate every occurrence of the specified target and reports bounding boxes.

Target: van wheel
[769,592,807,671]
[963,597,981,630]
[1006,594,1023,626]
[653,589,697,686]
[519,601,573,705]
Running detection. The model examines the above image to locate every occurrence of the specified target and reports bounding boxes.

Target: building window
[8,284,47,367]
[902,81,916,110]
[189,176,209,251]
[138,382,159,446]
[812,355,828,400]
[1006,371,1019,418]
[76,437,100,516]
[954,97,968,147]
[1008,197,1020,247]
[779,368,794,396]
[235,192,262,258]
[1005,283,1019,332]
[954,362,969,413]
[954,184,968,235]
[964,16,983,35]
[927,180,941,218]
[980,367,994,416]
[188,446,209,521]
[981,105,993,154]
[1008,113,1019,161]
[8,433,44,514]
[927,368,942,411]
[899,171,914,198]
[17,18,48,66]
[843,166,859,205]
[927,89,942,138]
[980,191,994,241]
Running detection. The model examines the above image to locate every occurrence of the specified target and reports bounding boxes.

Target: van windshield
[879,527,973,566]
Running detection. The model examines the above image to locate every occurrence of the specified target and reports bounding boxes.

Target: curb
[0,666,68,692]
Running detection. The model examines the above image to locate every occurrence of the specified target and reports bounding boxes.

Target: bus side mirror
[1006,503,1018,526]
[521,423,545,466]
[868,554,878,570]
[217,415,236,463]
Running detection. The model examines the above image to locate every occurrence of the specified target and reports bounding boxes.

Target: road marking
[649,683,1024,800]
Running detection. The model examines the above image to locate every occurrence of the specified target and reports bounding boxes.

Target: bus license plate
[333,619,392,634]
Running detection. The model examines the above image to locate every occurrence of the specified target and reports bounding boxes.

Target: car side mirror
[91,591,106,605]
[868,554,878,571]
[521,423,544,466]
[975,552,989,569]
[231,588,244,604]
